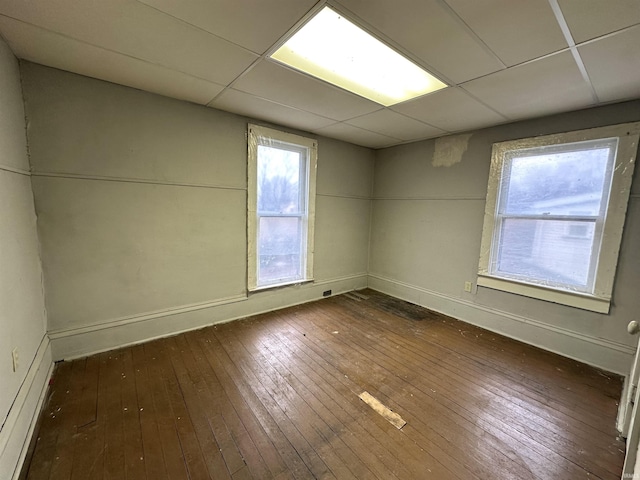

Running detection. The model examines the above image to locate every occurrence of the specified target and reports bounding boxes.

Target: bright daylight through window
[248,125,317,291]
[478,123,640,313]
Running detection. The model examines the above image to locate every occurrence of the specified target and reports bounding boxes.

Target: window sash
[491,215,599,292]
[256,214,307,287]
[255,144,309,287]
[488,139,615,296]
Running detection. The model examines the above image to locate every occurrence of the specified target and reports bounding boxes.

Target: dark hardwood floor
[23,290,625,479]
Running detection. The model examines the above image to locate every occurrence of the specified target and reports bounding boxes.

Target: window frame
[247,124,317,292]
[477,122,640,313]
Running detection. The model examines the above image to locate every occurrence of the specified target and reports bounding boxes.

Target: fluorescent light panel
[271,7,447,106]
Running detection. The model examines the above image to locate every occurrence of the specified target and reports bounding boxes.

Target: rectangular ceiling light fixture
[270,7,447,106]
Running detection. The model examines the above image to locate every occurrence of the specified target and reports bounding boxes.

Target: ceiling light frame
[269,6,448,106]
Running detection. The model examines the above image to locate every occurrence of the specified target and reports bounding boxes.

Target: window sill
[476,274,611,314]
[249,278,314,293]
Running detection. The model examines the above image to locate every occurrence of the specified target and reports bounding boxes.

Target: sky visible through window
[257,145,301,214]
[502,146,611,216]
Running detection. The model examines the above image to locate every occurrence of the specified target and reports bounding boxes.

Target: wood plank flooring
[22,289,625,479]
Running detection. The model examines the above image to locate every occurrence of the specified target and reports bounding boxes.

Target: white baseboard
[368,273,634,375]
[49,273,368,361]
[0,335,53,480]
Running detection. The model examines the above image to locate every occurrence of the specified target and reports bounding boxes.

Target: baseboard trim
[48,294,249,339]
[367,273,634,375]
[50,273,368,361]
[0,335,53,480]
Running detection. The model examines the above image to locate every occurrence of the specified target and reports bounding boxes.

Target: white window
[478,122,639,313]
[247,125,317,291]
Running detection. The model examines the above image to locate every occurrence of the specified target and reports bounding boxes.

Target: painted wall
[20,62,374,360]
[369,100,640,375]
[0,40,51,480]
[18,54,638,378]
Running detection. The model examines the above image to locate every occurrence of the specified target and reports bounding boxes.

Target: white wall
[0,39,51,480]
[20,62,374,360]
[369,101,640,375]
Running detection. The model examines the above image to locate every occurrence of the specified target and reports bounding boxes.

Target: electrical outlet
[464,281,473,293]
[11,348,19,372]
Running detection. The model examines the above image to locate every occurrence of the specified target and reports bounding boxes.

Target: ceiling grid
[0,0,637,148]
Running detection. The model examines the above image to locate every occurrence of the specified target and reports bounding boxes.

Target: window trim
[477,122,640,313]
[247,124,317,292]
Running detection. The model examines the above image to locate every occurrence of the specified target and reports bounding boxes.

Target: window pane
[501,140,615,216]
[257,145,303,213]
[496,218,596,288]
[258,216,303,284]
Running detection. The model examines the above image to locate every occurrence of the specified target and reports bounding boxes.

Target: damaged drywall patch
[432,133,472,167]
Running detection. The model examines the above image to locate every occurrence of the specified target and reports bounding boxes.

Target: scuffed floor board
[359,391,407,429]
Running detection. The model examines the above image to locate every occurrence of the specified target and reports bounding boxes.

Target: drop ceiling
[0,0,639,149]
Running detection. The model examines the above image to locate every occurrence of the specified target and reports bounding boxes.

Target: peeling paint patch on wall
[432,133,472,167]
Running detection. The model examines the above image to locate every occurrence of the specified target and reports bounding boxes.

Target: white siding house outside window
[478,122,640,313]
[247,125,317,291]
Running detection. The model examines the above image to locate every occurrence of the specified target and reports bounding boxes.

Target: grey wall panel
[370,199,485,294]
[369,100,640,371]
[22,62,248,188]
[317,138,375,198]
[21,62,375,354]
[0,39,50,480]
[0,40,29,172]
[314,196,371,280]
[32,177,247,330]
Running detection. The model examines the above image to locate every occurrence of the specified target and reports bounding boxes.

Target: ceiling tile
[210,88,336,132]
[0,17,224,105]
[313,123,400,149]
[337,0,504,83]
[579,25,640,103]
[1,0,637,150]
[443,0,567,66]
[232,60,381,121]
[0,0,258,85]
[346,109,446,141]
[558,0,640,43]
[135,0,318,54]
[391,87,506,132]
[461,51,595,120]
